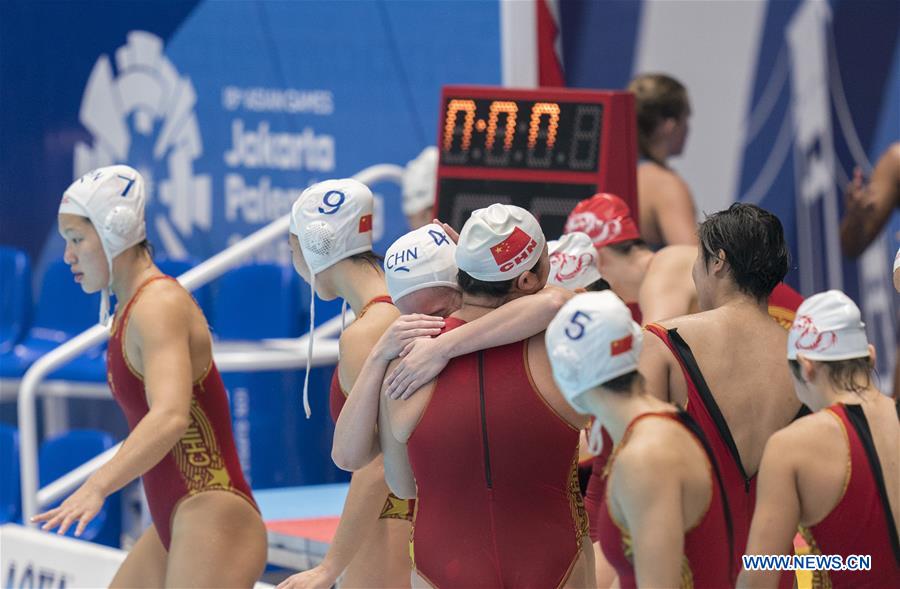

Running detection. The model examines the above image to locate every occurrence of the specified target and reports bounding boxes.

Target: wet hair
[601,370,643,394]
[348,250,384,272]
[697,203,789,300]
[788,356,875,395]
[137,239,154,258]
[604,238,648,256]
[628,73,690,165]
[457,257,542,298]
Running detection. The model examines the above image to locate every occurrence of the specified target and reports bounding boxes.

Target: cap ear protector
[301,220,338,258]
[104,205,141,239]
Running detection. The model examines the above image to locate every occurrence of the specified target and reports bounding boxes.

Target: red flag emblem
[610,334,633,356]
[358,214,373,233]
[490,226,533,266]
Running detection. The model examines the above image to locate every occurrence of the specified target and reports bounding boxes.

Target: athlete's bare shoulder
[650,307,712,332]
[339,302,400,384]
[341,302,400,346]
[768,410,843,462]
[640,161,691,191]
[613,418,687,489]
[128,276,197,332]
[646,245,697,276]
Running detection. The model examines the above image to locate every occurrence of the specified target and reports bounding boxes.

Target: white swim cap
[290,178,374,274]
[59,165,147,324]
[548,232,603,290]
[787,290,869,361]
[385,224,459,301]
[546,291,643,413]
[455,204,545,282]
[401,146,438,216]
[290,178,376,418]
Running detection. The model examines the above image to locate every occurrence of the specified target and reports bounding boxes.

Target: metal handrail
[18,163,404,525]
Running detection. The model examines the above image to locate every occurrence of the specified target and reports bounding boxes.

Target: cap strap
[302,274,316,419]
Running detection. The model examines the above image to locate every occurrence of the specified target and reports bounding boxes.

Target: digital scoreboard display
[441,98,603,171]
[435,86,638,238]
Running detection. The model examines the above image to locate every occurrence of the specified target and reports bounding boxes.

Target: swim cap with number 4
[385,224,459,301]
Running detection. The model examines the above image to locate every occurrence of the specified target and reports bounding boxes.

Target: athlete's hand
[31,480,105,537]
[432,219,459,243]
[275,564,338,589]
[375,314,444,362]
[385,336,450,400]
[844,167,874,217]
[894,250,900,293]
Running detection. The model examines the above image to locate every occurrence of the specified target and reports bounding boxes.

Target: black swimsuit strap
[675,409,736,583]
[667,328,752,485]
[841,403,900,565]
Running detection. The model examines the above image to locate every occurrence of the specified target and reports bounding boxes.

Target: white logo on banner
[74,31,211,259]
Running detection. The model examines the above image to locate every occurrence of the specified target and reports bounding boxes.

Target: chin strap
[587,417,605,456]
[302,274,316,419]
[99,288,112,326]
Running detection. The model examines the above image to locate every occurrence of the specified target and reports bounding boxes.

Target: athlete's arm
[651,173,699,246]
[738,430,802,588]
[378,384,417,499]
[840,143,900,258]
[281,310,404,589]
[637,327,674,403]
[34,287,194,535]
[638,246,697,325]
[614,444,686,588]
[333,314,443,471]
[384,285,572,399]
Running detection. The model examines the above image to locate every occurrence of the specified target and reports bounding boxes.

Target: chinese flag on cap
[358,214,373,233]
[610,334,633,356]
[490,226,533,266]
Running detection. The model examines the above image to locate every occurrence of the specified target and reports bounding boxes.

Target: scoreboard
[435,85,638,239]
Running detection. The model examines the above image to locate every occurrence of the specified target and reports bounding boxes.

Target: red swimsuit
[107,276,257,550]
[802,403,900,587]
[328,295,413,521]
[596,411,733,588]
[584,301,642,540]
[406,318,587,588]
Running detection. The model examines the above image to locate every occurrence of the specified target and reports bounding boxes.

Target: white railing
[18,164,404,525]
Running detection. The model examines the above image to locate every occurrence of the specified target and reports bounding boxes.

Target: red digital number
[527,102,560,150]
[486,101,518,152]
[443,99,477,152]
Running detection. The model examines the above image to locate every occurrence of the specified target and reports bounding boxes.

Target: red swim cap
[564,193,640,249]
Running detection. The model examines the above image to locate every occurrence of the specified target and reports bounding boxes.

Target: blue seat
[0,246,32,355]
[212,263,301,339]
[39,429,121,547]
[0,259,103,379]
[0,424,21,523]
